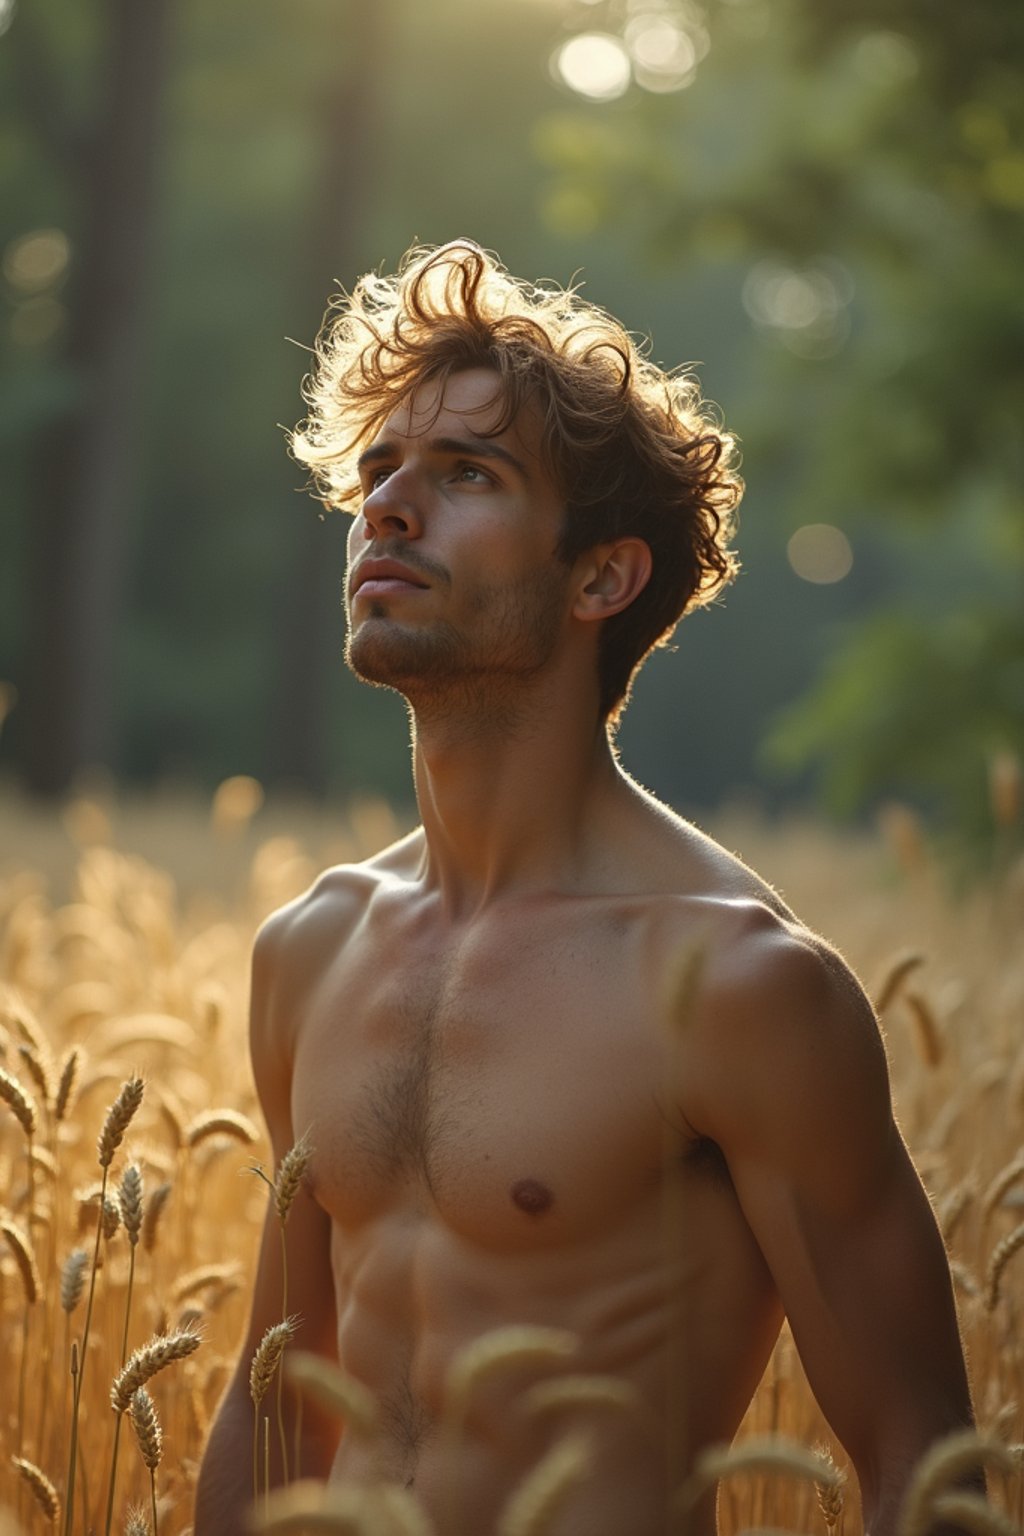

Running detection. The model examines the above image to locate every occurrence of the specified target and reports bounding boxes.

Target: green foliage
[542,0,1024,841]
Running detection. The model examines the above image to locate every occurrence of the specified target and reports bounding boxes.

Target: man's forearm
[194,1383,258,1536]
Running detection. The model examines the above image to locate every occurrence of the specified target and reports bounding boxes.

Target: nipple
[511,1178,553,1216]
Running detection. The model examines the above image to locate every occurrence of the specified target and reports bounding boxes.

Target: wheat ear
[12,1455,60,1527]
[185,1108,260,1147]
[111,1329,202,1413]
[982,1153,1024,1222]
[0,1064,39,1137]
[677,1435,842,1512]
[141,1180,172,1252]
[54,1046,83,1121]
[129,1387,163,1535]
[898,1430,1018,1536]
[98,1076,145,1167]
[250,1318,299,1505]
[60,1248,90,1314]
[985,1220,1024,1310]
[496,1431,593,1536]
[873,950,924,1012]
[106,1331,200,1536]
[283,1350,379,1436]
[249,1480,392,1532]
[272,1131,314,1480]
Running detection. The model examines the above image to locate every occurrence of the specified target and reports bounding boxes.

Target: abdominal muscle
[321,1185,782,1536]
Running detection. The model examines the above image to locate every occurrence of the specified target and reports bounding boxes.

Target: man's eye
[368,468,394,490]
[457,463,491,485]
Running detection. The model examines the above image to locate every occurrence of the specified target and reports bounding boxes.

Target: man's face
[344,368,572,705]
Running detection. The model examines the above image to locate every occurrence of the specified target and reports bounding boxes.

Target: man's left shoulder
[669,902,894,1173]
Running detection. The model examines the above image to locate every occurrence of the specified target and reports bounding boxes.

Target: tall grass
[0,786,1021,1533]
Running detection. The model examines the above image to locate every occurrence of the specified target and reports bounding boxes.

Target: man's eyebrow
[356,435,532,481]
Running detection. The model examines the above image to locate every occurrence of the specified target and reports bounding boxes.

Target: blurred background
[1,0,1021,861]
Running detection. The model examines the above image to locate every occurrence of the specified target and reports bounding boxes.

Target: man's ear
[572,539,652,623]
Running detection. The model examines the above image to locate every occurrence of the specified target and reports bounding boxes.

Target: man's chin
[345,624,461,691]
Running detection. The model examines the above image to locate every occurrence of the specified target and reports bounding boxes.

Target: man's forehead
[378,367,530,448]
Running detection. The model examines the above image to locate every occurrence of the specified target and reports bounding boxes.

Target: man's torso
[280,821,794,1534]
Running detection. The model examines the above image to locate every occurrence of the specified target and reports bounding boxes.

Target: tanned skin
[194,370,975,1536]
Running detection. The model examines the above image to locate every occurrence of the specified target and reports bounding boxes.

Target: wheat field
[1,782,1022,1535]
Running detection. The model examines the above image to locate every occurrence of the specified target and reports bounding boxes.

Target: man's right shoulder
[252,826,424,985]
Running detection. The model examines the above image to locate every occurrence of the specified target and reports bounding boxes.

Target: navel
[511,1178,553,1216]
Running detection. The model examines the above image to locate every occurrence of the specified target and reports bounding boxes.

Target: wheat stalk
[119,1163,144,1247]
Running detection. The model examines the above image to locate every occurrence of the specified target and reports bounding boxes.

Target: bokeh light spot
[851,31,919,87]
[986,155,1024,210]
[553,33,631,102]
[787,524,854,585]
[3,228,71,295]
[11,297,66,349]
[742,258,854,359]
[0,0,15,37]
[626,15,699,92]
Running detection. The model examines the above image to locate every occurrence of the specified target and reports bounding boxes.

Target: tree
[541,0,1024,842]
[8,0,174,794]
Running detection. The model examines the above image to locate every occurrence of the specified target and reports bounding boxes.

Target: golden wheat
[495,1431,594,1536]
[1,798,1022,1535]
[127,1387,162,1472]
[12,1455,60,1526]
[985,1221,1024,1311]
[111,1329,202,1414]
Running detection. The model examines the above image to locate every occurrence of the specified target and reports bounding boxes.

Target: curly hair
[292,239,742,723]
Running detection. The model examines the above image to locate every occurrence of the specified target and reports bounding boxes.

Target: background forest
[1,0,1022,851]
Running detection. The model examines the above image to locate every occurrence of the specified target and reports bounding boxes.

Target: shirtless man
[195,241,975,1536]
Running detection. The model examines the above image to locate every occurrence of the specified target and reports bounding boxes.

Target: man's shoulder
[661,891,892,1174]
[252,827,425,977]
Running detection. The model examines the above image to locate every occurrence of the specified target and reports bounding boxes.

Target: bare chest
[291,902,670,1249]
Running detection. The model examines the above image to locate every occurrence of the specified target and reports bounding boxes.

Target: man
[195,241,975,1536]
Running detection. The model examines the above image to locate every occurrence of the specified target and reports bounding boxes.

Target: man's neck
[408,679,627,917]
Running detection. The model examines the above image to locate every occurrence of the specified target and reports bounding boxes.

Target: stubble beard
[345,565,569,729]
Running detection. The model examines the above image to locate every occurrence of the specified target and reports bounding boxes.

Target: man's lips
[350,560,430,598]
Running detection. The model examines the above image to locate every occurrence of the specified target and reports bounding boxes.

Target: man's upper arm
[684,920,974,1520]
[239,899,337,1376]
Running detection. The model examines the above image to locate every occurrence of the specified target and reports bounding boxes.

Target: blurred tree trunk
[268,0,390,796]
[19,0,172,795]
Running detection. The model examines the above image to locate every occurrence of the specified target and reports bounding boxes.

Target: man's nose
[360,468,423,540]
